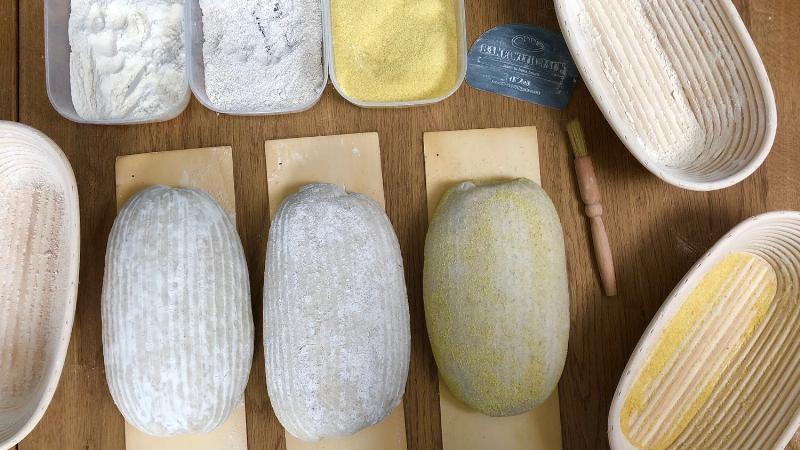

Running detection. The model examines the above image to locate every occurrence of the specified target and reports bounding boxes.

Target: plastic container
[323,0,468,108]
[554,0,777,191]
[44,0,191,125]
[609,211,800,450]
[185,0,328,116]
[0,121,80,449]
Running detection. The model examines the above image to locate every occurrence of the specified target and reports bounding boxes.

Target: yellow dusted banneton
[423,179,570,417]
[621,252,777,450]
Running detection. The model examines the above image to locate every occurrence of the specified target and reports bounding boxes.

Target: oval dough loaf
[424,179,569,417]
[264,184,410,441]
[102,186,254,437]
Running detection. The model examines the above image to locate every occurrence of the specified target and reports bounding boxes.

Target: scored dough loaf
[424,179,570,417]
[264,183,410,442]
[102,186,254,437]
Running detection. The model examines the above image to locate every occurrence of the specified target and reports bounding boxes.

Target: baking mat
[116,146,248,450]
[423,127,562,450]
[265,132,408,450]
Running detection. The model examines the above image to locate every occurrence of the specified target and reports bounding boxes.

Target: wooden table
[2,1,798,449]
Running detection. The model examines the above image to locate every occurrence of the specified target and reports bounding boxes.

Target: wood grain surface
[0,0,16,122]
[3,0,799,449]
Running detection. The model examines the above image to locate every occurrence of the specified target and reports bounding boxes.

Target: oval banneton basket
[609,211,800,450]
[554,0,777,191]
[0,122,80,449]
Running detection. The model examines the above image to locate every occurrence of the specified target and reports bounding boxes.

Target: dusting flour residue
[179,169,191,186]
[573,0,750,168]
[0,138,72,416]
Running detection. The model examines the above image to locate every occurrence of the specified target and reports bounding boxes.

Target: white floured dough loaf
[102,185,254,437]
[264,183,410,442]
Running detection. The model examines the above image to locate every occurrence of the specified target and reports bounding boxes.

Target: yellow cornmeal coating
[423,179,570,417]
[621,252,777,450]
[330,0,460,103]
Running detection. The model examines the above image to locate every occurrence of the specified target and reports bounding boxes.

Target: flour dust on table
[199,0,325,112]
[68,0,186,121]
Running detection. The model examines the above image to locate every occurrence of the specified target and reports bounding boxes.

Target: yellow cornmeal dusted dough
[621,252,777,450]
[424,179,569,417]
[330,0,460,103]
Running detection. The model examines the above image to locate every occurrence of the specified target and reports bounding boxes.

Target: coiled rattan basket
[555,0,777,191]
[0,122,79,449]
[610,211,800,450]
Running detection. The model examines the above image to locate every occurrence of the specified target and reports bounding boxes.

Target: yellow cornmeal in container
[620,252,778,450]
[330,0,460,104]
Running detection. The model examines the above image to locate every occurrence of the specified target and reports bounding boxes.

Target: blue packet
[466,24,579,109]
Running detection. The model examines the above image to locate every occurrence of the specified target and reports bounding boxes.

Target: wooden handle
[574,156,617,297]
[590,215,617,297]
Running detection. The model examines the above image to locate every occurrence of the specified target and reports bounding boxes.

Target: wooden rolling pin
[567,120,618,297]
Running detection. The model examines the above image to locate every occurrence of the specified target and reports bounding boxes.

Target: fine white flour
[199,0,324,111]
[68,0,186,121]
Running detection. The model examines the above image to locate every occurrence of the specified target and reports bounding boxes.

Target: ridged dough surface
[264,184,410,441]
[424,179,569,417]
[102,186,253,437]
[0,123,79,448]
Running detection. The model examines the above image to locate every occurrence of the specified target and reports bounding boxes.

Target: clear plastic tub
[44,0,191,125]
[323,0,467,108]
[185,0,328,116]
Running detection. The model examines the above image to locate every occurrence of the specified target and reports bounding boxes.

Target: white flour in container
[199,0,324,112]
[68,0,186,121]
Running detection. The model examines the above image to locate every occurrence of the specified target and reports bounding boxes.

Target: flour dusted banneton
[424,179,569,417]
[0,122,79,449]
[264,184,410,441]
[102,186,253,437]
